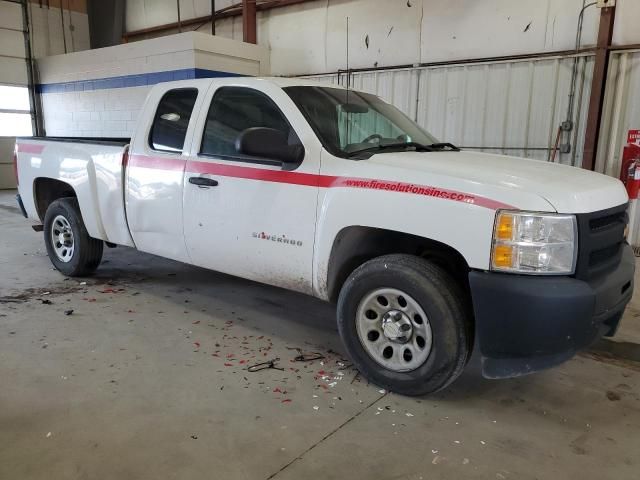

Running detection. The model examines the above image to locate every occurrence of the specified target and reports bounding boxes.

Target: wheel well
[326,226,471,304]
[33,178,77,221]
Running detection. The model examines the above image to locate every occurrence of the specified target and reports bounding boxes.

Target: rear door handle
[189,177,219,187]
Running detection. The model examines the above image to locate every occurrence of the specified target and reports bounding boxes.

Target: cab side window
[200,87,300,161]
[149,88,198,153]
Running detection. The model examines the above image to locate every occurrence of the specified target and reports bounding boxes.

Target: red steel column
[582,5,616,170]
[243,0,257,44]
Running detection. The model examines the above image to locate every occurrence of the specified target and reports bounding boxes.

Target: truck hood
[367,150,628,214]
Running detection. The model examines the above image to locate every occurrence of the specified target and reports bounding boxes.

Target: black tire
[43,197,103,277]
[337,254,470,396]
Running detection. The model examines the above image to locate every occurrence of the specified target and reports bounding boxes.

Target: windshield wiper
[347,142,434,158]
[426,142,460,151]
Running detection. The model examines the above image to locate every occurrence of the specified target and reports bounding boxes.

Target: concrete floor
[1,190,639,480]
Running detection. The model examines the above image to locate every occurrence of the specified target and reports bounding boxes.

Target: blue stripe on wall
[36,68,246,94]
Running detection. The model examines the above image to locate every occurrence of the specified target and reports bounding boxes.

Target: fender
[312,154,556,300]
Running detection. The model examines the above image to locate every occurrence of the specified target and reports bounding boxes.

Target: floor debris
[287,347,325,363]
[247,358,284,372]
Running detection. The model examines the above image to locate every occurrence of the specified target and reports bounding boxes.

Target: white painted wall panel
[124,0,616,77]
[260,1,328,78]
[613,0,640,46]
[126,0,236,32]
[0,1,21,29]
[0,29,25,58]
[27,6,90,58]
[0,57,28,85]
[0,0,26,88]
[324,0,421,73]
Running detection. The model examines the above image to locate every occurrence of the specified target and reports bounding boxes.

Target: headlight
[491,211,577,275]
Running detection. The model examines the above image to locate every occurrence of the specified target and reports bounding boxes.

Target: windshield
[284,86,439,158]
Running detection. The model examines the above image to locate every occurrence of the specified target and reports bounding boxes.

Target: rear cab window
[149,88,199,153]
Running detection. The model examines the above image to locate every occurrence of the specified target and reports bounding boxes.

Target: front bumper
[469,243,635,379]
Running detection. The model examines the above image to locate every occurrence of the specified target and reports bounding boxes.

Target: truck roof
[267,76,347,89]
[149,76,348,94]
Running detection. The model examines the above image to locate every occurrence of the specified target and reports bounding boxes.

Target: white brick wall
[42,86,150,138]
[37,32,269,138]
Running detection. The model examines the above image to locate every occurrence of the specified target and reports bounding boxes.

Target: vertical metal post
[177,0,182,32]
[242,0,257,44]
[66,0,75,51]
[211,0,216,35]
[59,0,67,53]
[20,0,42,136]
[582,5,616,170]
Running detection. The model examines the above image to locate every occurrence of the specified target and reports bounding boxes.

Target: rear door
[182,81,323,294]
[126,85,202,262]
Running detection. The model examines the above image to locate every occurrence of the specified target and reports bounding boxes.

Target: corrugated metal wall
[596,49,640,246]
[304,54,595,166]
[597,49,640,177]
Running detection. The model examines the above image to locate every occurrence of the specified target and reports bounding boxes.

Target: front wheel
[337,254,470,396]
[43,198,103,277]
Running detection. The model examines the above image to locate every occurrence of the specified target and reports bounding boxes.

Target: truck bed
[15,136,135,248]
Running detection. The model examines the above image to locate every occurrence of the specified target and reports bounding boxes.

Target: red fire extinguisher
[620,144,640,200]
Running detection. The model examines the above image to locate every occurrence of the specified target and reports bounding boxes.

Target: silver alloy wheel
[355,288,433,372]
[50,214,75,263]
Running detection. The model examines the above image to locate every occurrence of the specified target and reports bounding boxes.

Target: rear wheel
[337,254,470,396]
[43,198,103,277]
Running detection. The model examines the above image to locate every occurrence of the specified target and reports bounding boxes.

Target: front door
[182,84,320,295]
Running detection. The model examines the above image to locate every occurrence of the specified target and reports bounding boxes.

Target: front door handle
[189,177,219,187]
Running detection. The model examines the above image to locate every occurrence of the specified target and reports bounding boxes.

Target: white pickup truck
[14,77,634,395]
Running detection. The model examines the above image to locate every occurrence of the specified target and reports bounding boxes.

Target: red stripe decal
[131,154,515,211]
[129,154,185,171]
[329,177,515,210]
[187,160,333,187]
[17,143,45,154]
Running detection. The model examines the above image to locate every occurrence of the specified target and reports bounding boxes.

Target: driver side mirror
[236,127,305,165]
